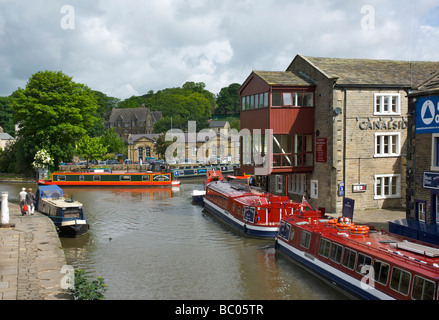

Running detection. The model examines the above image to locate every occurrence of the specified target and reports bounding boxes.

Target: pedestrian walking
[19,187,27,215]
[25,188,36,215]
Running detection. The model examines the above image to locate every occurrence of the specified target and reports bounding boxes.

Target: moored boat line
[275,214,439,300]
[202,175,322,238]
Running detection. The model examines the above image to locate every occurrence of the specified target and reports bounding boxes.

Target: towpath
[0,201,72,300]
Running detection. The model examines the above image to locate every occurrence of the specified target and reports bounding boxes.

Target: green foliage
[76,135,108,165]
[215,83,241,115]
[70,269,107,300]
[88,91,120,137]
[0,96,15,135]
[100,128,126,155]
[118,81,214,132]
[11,71,99,171]
[154,134,174,160]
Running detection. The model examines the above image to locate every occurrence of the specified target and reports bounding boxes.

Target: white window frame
[431,133,439,171]
[374,93,401,115]
[310,180,318,199]
[374,132,401,157]
[288,174,306,195]
[275,175,283,193]
[192,146,197,157]
[374,174,401,199]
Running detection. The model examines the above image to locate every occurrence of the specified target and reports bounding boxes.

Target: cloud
[0,0,439,100]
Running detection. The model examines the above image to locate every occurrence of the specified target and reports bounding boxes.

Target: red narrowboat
[275,214,439,300]
[203,179,321,238]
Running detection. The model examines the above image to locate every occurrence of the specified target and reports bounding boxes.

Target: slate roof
[209,120,228,128]
[295,55,439,87]
[0,133,15,140]
[416,71,439,93]
[108,107,162,123]
[128,133,161,144]
[253,71,314,86]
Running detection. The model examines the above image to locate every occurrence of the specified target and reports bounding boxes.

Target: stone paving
[0,201,72,300]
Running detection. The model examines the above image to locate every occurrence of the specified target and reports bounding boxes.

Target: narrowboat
[35,185,89,237]
[191,169,225,204]
[171,163,238,179]
[37,162,181,187]
[203,180,321,238]
[275,214,439,300]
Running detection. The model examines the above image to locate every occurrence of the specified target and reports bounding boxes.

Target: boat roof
[285,216,439,276]
[207,180,291,205]
[38,185,64,196]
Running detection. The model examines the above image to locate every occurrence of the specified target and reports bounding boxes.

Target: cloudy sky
[1,0,439,100]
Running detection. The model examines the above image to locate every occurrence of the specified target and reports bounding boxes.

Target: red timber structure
[238,70,316,197]
[275,214,439,300]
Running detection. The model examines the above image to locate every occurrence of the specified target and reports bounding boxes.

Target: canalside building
[399,71,439,244]
[239,54,439,214]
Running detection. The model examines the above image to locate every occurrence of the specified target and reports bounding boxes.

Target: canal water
[1,182,346,300]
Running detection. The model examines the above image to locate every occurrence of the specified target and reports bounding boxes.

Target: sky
[1,0,439,100]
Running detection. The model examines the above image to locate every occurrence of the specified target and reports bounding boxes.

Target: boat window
[142,175,150,181]
[120,175,131,181]
[356,253,372,275]
[330,243,343,264]
[373,260,390,286]
[278,221,291,240]
[318,238,331,258]
[93,175,101,181]
[390,267,411,296]
[342,248,357,270]
[57,175,66,181]
[300,231,311,249]
[412,276,435,300]
[79,175,85,181]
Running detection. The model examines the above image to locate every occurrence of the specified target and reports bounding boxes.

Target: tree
[0,96,15,135]
[76,135,107,168]
[215,83,241,115]
[100,128,126,155]
[88,91,120,137]
[11,71,99,172]
[154,134,175,160]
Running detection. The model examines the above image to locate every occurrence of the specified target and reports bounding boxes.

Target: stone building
[127,133,161,162]
[401,71,439,244]
[240,54,439,214]
[107,106,162,142]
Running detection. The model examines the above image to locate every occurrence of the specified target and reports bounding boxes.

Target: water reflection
[0,182,346,300]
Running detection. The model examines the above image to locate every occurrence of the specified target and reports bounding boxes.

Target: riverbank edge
[0,201,73,300]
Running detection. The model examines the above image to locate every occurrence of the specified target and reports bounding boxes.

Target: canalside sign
[416,95,439,134]
[423,172,439,189]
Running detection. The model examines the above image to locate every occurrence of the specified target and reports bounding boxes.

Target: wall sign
[316,138,327,162]
[423,172,439,189]
[416,95,439,134]
[352,184,367,193]
[359,117,407,130]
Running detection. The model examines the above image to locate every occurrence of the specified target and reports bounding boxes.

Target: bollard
[0,191,15,228]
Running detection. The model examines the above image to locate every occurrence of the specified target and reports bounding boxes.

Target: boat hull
[191,190,205,204]
[56,219,89,237]
[203,198,278,238]
[37,172,180,187]
[275,238,393,300]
